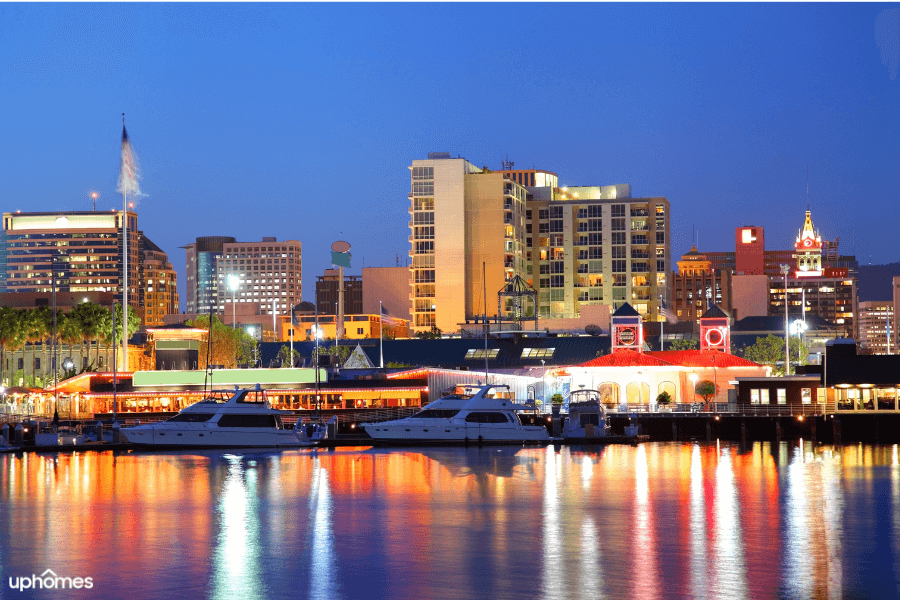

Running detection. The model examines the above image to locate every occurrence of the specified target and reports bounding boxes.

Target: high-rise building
[140,234,179,328]
[215,237,301,317]
[858,301,893,354]
[183,236,235,315]
[407,154,533,334]
[525,185,671,319]
[316,268,362,315]
[2,209,140,309]
[672,246,731,322]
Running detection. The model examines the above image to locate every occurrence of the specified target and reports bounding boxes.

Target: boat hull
[363,422,549,444]
[122,426,316,448]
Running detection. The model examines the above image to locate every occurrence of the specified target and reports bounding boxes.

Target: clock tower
[794,209,822,277]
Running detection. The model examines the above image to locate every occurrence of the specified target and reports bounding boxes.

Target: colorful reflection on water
[2,442,900,599]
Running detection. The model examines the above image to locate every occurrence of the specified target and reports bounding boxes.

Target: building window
[464,349,500,360]
[521,348,555,358]
[777,388,786,405]
[801,388,812,404]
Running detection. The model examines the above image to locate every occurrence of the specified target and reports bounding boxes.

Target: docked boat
[362,383,549,444]
[122,386,323,448]
[0,436,19,453]
[562,388,611,439]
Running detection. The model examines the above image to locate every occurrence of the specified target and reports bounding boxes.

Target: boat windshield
[441,386,475,400]
[235,390,267,404]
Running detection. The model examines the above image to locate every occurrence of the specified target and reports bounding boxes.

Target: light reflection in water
[632,444,658,600]
[1,443,899,600]
[308,456,337,600]
[212,456,262,600]
[690,444,708,599]
[712,448,747,599]
[541,446,563,600]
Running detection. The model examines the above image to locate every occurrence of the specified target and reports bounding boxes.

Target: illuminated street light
[781,264,791,376]
[792,319,808,368]
[689,372,699,405]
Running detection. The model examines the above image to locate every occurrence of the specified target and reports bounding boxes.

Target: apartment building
[183,236,235,315]
[407,153,532,334]
[525,185,671,319]
[316,268,362,315]
[672,246,731,322]
[139,234,179,327]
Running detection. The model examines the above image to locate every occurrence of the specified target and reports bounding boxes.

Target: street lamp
[791,319,808,369]
[780,264,791,376]
[90,191,99,211]
[689,372,699,405]
[227,274,240,329]
[50,255,63,424]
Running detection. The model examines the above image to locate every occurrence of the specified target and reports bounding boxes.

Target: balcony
[631,209,649,217]
[631,236,649,246]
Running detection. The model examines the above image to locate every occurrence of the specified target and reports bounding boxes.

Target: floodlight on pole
[781,264,791,375]
[227,274,240,329]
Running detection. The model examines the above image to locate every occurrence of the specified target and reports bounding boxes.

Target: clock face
[803,239,812,247]
[618,327,636,346]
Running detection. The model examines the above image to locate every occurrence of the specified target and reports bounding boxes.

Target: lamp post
[227,274,240,329]
[781,264,791,375]
[50,255,62,424]
[90,191,99,211]
[792,319,808,369]
[541,359,546,409]
[689,372,699,406]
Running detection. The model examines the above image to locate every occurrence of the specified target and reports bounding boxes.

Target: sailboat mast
[484,262,488,383]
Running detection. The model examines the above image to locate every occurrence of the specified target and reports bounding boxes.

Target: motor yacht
[562,388,611,439]
[362,383,549,444]
[122,386,323,448]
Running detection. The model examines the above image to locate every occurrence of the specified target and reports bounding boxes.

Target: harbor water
[2,442,900,599]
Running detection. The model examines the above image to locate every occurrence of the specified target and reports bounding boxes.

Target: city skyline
[0,3,897,311]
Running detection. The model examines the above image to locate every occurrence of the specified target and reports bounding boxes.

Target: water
[2,442,900,600]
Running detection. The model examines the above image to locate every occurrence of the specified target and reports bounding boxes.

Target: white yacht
[122,386,323,448]
[562,388,611,439]
[362,384,549,444]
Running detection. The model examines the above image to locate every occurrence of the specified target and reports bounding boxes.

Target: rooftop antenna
[806,164,810,210]
[502,154,514,171]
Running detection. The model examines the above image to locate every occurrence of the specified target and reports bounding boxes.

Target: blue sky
[1,3,897,311]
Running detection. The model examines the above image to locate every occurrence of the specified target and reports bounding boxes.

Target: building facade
[672,245,731,323]
[183,236,235,315]
[140,234,179,328]
[858,301,893,354]
[316,268,362,315]
[525,185,670,320]
[407,154,531,334]
[214,237,302,319]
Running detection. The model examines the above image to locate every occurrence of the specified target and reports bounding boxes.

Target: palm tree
[23,308,50,387]
[57,311,84,378]
[0,307,26,387]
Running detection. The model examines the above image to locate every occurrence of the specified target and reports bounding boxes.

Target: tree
[98,305,142,369]
[23,307,49,386]
[0,307,26,387]
[695,380,717,405]
[742,334,808,376]
[187,314,256,369]
[323,343,352,366]
[277,345,300,368]
[656,391,672,405]
[669,338,698,351]
[414,326,442,340]
[72,302,108,371]
[385,361,413,368]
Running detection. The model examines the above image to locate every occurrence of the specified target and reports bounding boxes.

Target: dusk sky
[1,3,897,311]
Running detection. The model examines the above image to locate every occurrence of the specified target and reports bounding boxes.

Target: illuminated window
[465,349,500,360]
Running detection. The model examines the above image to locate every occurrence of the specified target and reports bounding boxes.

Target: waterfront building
[525,184,671,321]
[284,312,409,341]
[316,268,362,316]
[894,276,900,353]
[858,301,894,354]
[213,237,302,319]
[672,245,731,323]
[573,304,769,405]
[183,236,235,315]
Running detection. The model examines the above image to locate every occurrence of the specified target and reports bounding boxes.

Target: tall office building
[2,209,140,307]
[525,185,671,319]
[408,154,541,334]
[215,237,301,317]
[140,234,179,327]
[183,236,235,315]
[858,301,893,354]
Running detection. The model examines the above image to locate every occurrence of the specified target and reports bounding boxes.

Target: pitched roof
[612,303,641,317]
[646,350,763,368]
[701,304,729,319]
[577,350,672,368]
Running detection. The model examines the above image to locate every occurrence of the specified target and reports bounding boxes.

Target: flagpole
[120,114,128,372]
[659,294,664,352]
[379,300,384,369]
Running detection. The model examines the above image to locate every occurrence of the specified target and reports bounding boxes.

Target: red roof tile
[646,350,763,368]
[577,350,674,368]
